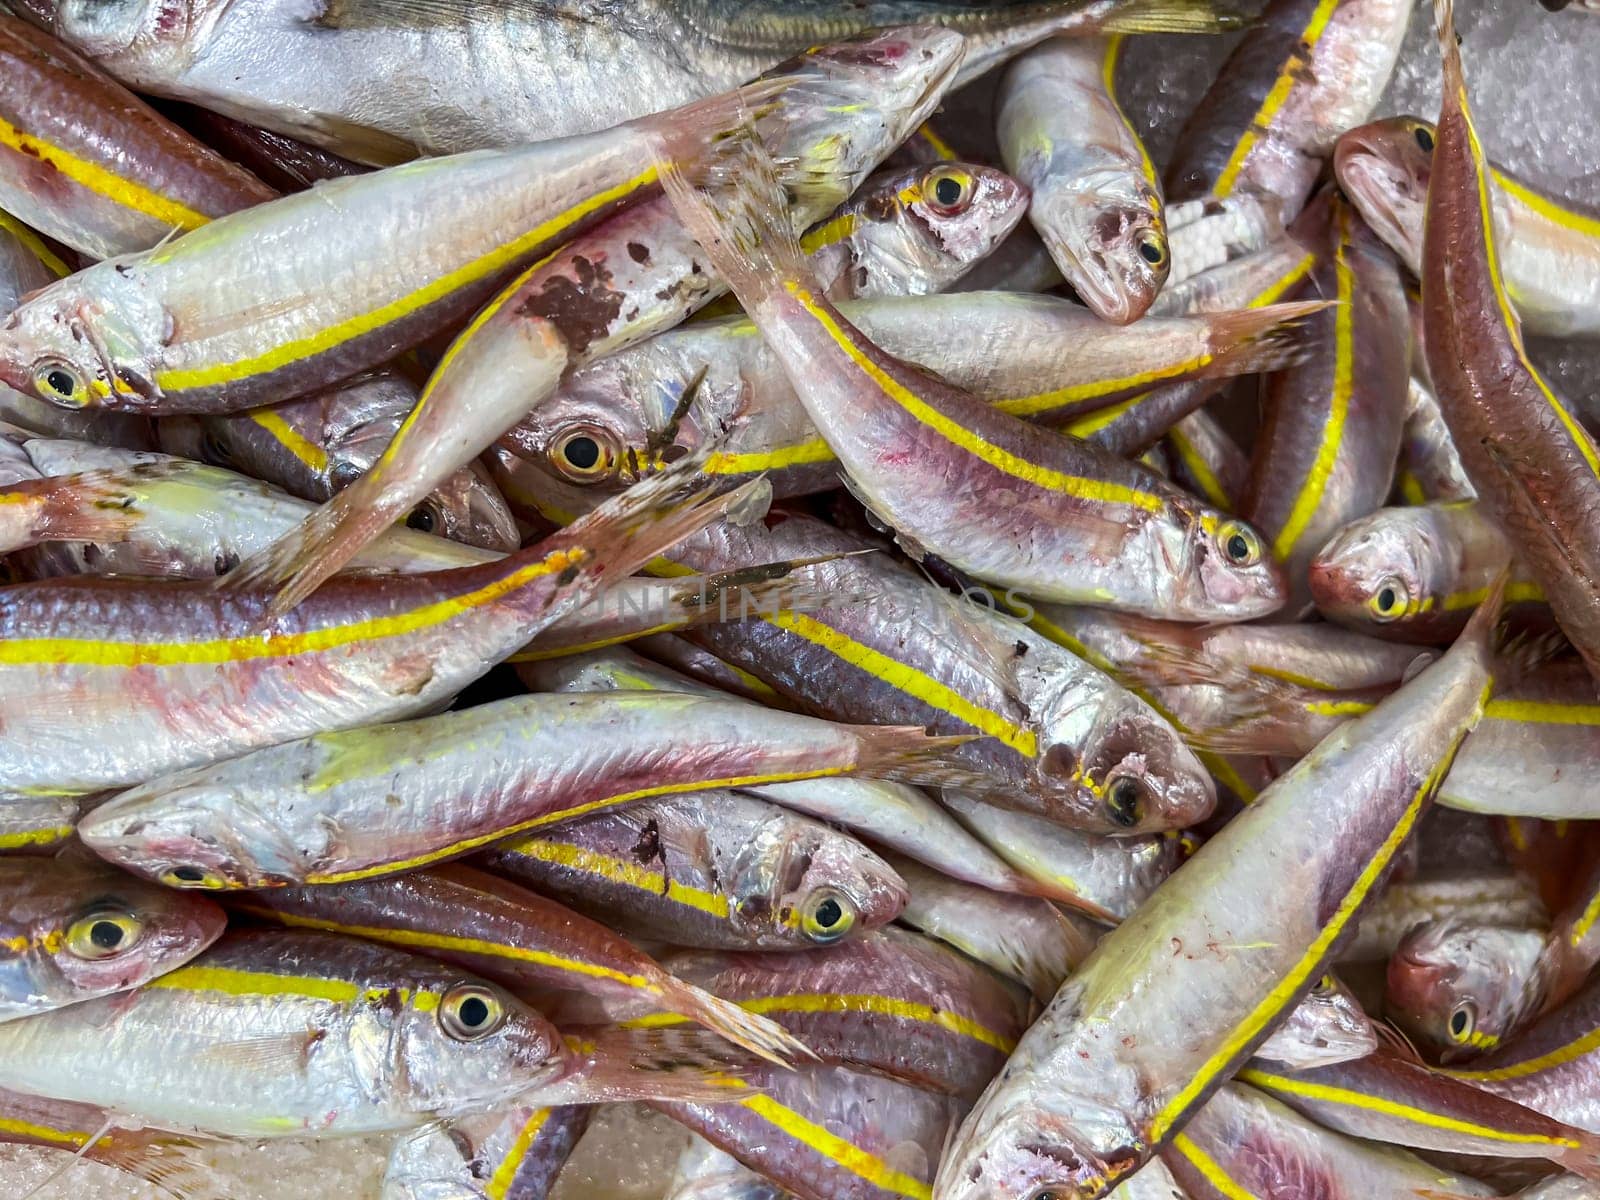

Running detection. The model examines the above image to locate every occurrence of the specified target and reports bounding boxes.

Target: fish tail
[81,1132,219,1200]
[653,119,816,321]
[558,1027,762,1104]
[654,979,817,1067]
[1202,300,1334,377]
[1092,0,1251,34]
[848,725,988,789]
[0,470,154,553]
[1434,0,1464,103]
[1557,1130,1600,1182]
[220,479,384,614]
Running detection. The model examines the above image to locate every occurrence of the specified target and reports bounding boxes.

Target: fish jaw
[1334,121,1429,272]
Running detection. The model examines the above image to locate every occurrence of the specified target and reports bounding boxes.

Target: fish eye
[1106,775,1145,828]
[406,502,440,534]
[159,865,227,890]
[1368,576,1410,620]
[32,360,88,408]
[64,908,145,960]
[1413,125,1435,153]
[1029,1189,1065,1200]
[924,168,974,215]
[550,426,620,483]
[199,428,233,467]
[328,460,364,490]
[1448,1001,1477,1043]
[439,984,507,1041]
[1137,233,1167,266]
[800,889,857,944]
[1216,520,1262,568]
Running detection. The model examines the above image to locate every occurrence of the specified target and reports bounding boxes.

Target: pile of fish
[0,0,1598,1196]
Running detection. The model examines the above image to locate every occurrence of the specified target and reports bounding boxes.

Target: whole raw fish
[997,36,1167,322]
[0,855,224,1020]
[0,13,275,260]
[18,0,1240,161]
[933,583,1498,1199]
[1338,116,1600,338]
[487,789,907,952]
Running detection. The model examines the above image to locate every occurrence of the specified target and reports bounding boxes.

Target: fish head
[0,268,167,413]
[1071,696,1216,835]
[1333,117,1434,271]
[411,459,520,551]
[1158,505,1287,620]
[1255,972,1378,1070]
[761,28,966,212]
[1033,172,1168,325]
[77,783,313,889]
[392,976,569,1118]
[836,162,1028,296]
[750,817,907,948]
[1385,919,1548,1061]
[1308,509,1441,630]
[2,858,224,1009]
[517,365,678,494]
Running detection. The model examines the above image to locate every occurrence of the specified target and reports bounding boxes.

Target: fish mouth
[1333,141,1423,261]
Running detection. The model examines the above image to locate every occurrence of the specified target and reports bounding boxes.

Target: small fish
[0,855,224,1021]
[158,371,521,548]
[0,13,274,260]
[383,1104,590,1200]
[233,864,810,1065]
[1162,1083,1497,1200]
[1241,188,1410,615]
[934,584,1499,1199]
[0,928,570,1137]
[1241,1050,1600,1176]
[20,0,1243,161]
[655,1063,964,1200]
[1422,0,1600,686]
[657,132,1286,620]
[486,789,907,952]
[1338,115,1600,338]
[997,36,1167,322]
[79,688,970,888]
[1164,0,1412,218]
[1311,502,1544,643]
[522,647,1052,900]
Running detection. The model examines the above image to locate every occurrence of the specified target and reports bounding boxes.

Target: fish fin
[1,471,148,551]
[1434,0,1465,104]
[551,1028,764,1104]
[654,116,817,322]
[1091,0,1251,34]
[846,723,987,791]
[1199,301,1333,378]
[1556,1131,1600,1183]
[190,1030,323,1074]
[654,980,818,1068]
[1373,1020,1426,1066]
[89,1134,223,1200]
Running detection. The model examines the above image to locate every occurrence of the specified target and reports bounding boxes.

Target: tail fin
[0,470,149,554]
[1557,1130,1600,1183]
[652,982,818,1069]
[1435,0,1464,104]
[653,122,817,322]
[846,725,987,790]
[1093,0,1250,33]
[1201,300,1334,377]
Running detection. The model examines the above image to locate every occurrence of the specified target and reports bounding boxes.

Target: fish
[383,1104,590,1200]
[1310,502,1544,643]
[486,789,908,952]
[634,928,1031,1100]
[0,855,224,1021]
[0,458,764,798]
[655,1063,965,1200]
[656,131,1286,621]
[1240,1051,1600,1176]
[0,70,795,417]
[666,1135,787,1200]
[233,865,810,1066]
[997,36,1167,322]
[1163,0,1412,218]
[804,162,1029,300]
[521,646,1054,900]
[1337,115,1600,338]
[1422,0,1600,686]
[1251,972,1378,1070]
[221,28,968,615]
[937,791,1181,921]
[500,291,1313,502]
[157,372,521,548]
[933,583,1499,1199]
[19,0,1244,162]
[0,928,570,1137]
[656,512,1217,837]
[1240,188,1410,615]
[78,687,972,888]
[1161,1082,1497,1200]
[886,853,1098,1003]
[0,13,275,261]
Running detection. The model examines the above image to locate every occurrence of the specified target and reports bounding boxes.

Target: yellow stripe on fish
[148,963,444,1011]
[0,824,75,851]
[1102,37,1160,195]
[1167,423,1233,509]
[1211,0,1342,200]
[0,208,70,278]
[487,1107,554,1200]
[496,838,738,924]
[1170,1131,1261,1200]
[247,409,330,474]
[151,168,657,393]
